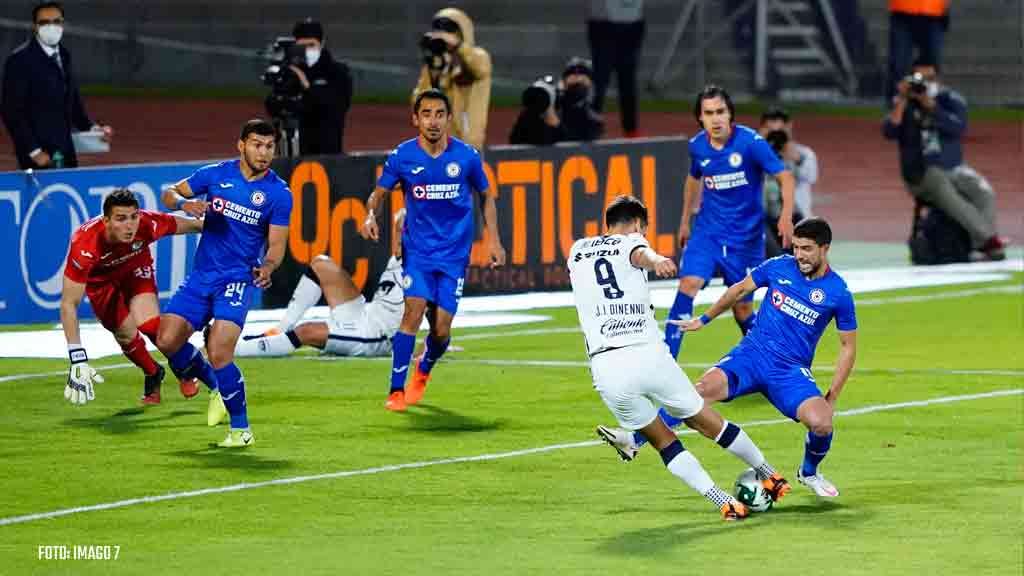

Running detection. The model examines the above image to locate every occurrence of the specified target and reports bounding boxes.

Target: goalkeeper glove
[65,346,104,405]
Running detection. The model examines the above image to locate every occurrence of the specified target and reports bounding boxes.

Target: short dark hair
[693,84,735,125]
[239,118,276,141]
[605,195,648,229]
[33,1,63,22]
[911,56,939,73]
[414,89,451,115]
[102,188,139,217]
[793,217,832,246]
[760,106,790,125]
[292,18,323,41]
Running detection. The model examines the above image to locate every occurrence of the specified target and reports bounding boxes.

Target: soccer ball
[734,468,773,512]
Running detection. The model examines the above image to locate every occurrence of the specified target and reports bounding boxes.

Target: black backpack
[908,201,971,265]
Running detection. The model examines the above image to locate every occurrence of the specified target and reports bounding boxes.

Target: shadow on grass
[397,404,504,434]
[164,448,294,471]
[63,407,201,435]
[597,500,862,556]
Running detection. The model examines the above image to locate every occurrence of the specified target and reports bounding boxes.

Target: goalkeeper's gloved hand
[65,346,104,405]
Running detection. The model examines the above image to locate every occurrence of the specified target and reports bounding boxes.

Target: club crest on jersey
[131,241,143,250]
[809,288,826,304]
[729,152,743,167]
[402,274,413,289]
[771,289,785,308]
[446,162,460,178]
[251,191,266,206]
[211,197,225,213]
[412,185,426,199]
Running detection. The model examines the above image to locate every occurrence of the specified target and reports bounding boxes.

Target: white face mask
[305,48,321,68]
[37,24,63,47]
[926,81,939,98]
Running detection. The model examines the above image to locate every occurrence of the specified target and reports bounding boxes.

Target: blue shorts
[679,233,763,302]
[164,272,257,330]
[402,254,466,315]
[715,343,820,420]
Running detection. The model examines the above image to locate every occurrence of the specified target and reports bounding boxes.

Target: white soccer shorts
[590,341,704,431]
[322,296,391,357]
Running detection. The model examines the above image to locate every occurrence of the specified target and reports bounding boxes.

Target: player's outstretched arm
[678,175,700,247]
[162,180,208,218]
[629,246,676,278]
[361,185,390,242]
[60,277,104,405]
[825,330,857,407]
[391,208,406,257]
[671,275,758,332]
[775,170,796,248]
[172,215,204,235]
[481,188,506,268]
[254,224,289,288]
[60,276,87,349]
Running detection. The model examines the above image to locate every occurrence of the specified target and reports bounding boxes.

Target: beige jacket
[413,7,492,150]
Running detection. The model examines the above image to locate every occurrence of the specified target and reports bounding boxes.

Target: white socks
[235,333,298,357]
[279,274,322,331]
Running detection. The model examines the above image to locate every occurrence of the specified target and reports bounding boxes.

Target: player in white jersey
[569,195,791,521]
[235,211,406,358]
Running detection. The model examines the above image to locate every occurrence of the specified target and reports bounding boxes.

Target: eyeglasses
[36,18,64,26]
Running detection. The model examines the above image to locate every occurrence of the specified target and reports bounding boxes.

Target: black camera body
[262,36,306,118]
[905,72,928,95]
[522,75,560,116]
[420,34,449,70]
[765,129,789,156]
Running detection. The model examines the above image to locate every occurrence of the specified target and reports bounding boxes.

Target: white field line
[1,283,1019,385]
[0,388,1019,528]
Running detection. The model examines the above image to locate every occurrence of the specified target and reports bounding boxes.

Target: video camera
[522,75,560,116]
[420,16,460,70]
[261,36,306,118]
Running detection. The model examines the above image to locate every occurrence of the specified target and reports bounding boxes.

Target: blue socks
[736,313,756,335]
[167,342,218,391]
[419,335,450,375]
[390,331,416,393]
[214,362,248,429]
[664,291,694,358]
[633,408,685,447]
[801,431,833,476]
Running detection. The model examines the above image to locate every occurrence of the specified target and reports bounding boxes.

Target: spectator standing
[587,0,645,137]
[2,1,112,170]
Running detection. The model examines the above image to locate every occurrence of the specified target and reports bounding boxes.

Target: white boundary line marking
[1,283,1019,384]
[0,388,1019,528]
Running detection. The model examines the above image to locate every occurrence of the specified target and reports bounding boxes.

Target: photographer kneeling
[509,75,562,146]
[284,18,352,155]
[883,58,1005,261]
[509,58,604,146]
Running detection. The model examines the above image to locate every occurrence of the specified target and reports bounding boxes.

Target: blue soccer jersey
[166,160,292,329]
[186,159,293,279]
[689,125,785,245]
[377,137,489,263]
[747,255,858,367]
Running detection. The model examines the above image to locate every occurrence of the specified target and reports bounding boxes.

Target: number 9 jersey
[568,233,663,357]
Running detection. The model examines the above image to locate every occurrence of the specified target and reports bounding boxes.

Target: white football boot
[596,425,639,462]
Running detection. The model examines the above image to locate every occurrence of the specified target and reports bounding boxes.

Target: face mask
[926,82,939,98]
[305,48,321,68]
[563,84,589,104]
[37,24,62,47]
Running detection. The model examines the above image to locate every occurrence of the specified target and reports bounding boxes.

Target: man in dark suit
[2,2,113,170]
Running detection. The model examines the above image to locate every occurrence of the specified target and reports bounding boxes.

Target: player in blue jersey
[664,85,796,359]
[360,89,505,412]
[156,119,293,447]
[600,218,857,497]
